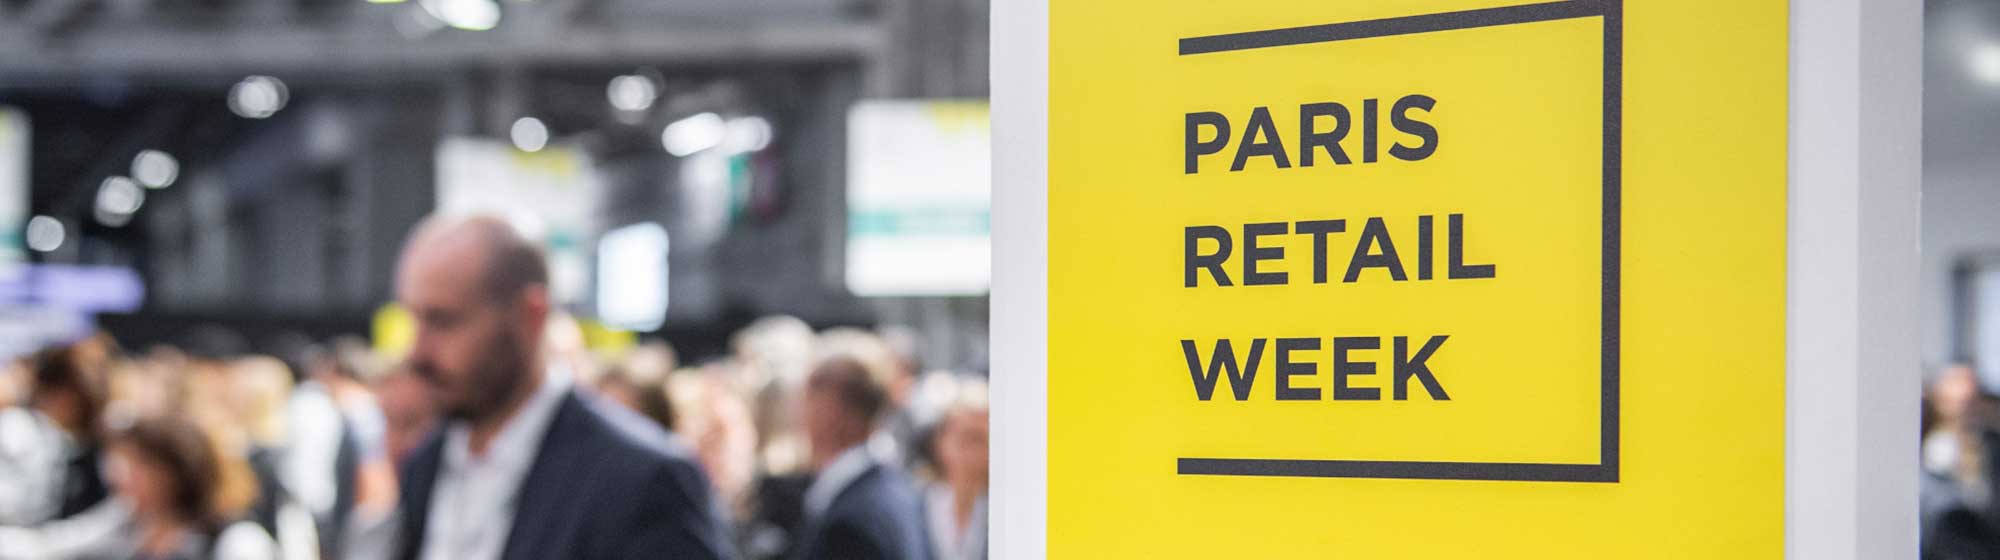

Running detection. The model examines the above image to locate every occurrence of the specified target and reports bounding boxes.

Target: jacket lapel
[798,463,881,557]
[394,431,447,560]
[500,391,593,560]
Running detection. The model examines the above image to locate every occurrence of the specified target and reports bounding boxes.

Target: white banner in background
[845,100,991,297]
[0,107,28,262]
[435,137,599,304]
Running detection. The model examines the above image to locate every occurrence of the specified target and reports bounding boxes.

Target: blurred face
[30,386,83,435]
[0,360,23,408]
[696,384,759,500]
[1936,366,1981,425]
[936,409,990,491]
[374,368,437,464]
[396,232,546,424]
[107,444,174,519]
[803,385,864,470]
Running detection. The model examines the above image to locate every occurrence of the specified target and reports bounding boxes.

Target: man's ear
[518,284,551,340]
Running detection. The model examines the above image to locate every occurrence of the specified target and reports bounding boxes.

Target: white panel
[1787,0,1922,557]
[989,0,1048,557]
[844,100,991,297]
[0,108,27,263]
[595,222,670,331]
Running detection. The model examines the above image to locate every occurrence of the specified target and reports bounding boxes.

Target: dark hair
[639,382,676,432]
[806,355,890,426]
[600,368,677,431]
[111,416,222,528]
[30,344,109,441]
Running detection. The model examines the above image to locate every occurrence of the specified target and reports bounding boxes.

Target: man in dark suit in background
[793,355,928,560]
[390,216,730,560]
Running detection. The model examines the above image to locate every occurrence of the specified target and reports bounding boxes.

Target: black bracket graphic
[1174,0,1623,483]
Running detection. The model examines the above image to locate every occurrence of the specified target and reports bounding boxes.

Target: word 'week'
[1182,336,1452,402]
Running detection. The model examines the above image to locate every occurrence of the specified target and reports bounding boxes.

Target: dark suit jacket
[792,463,928,560]
[395,389,731,560]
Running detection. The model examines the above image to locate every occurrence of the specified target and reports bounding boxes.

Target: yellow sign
[373,303,637,360]
[1049,0,1786,557]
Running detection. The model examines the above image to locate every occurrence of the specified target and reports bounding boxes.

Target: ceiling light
[1975,44,2000,85]
[724,116,774,153]
[511,117,549,153]
[25,216,63,253]
[131,150,179,189]
[608,74,660,113]
[94,176,145,227]
[228,76,289,119]
[420,0,501,31]
[662,112,725,156]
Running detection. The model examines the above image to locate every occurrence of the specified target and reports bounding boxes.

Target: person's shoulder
[560,391,730,557]
[830,463,923,520]
[570,389,698,464]
[860,463,922,500]
[563,390,712,496]
[817,464,927,558]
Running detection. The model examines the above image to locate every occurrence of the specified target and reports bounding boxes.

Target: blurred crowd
[0,217,989,560]
[1924,364,2000,560]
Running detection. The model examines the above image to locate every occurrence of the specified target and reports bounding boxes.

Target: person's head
[1,357,26,409]
[730,315,815,391]
[802,354,893,469]
[113,346,189,420]
[876,325,924,405]
[1931,364,1983,429]
[395,215,551,424]
[542,311,596,386]
[624,342,679,387]
[665,369,758,510]
[932,379,989,494]
[372,363,437,465]
[598,366,676,432]
[29,344,110,441]
[731,316,816,473]
[307,336,381,384]
[106,416,221,528]
[228,356,294,446]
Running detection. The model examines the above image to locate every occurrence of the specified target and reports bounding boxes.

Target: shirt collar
[442,367,571,472]
[804,445,875,520]
[925,485,987,559]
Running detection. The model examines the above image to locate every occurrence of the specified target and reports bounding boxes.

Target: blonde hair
[229,356,294,447]
[944,377,989,416]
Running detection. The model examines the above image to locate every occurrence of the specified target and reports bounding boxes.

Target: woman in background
[0,414,238,560]
[923,377,989,560]
[104,416,226,560]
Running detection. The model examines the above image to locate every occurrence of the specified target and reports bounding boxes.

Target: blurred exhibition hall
[14,0,2000,558]
[0,0,989,559]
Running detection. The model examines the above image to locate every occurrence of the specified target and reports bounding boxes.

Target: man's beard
[440,327,534,423]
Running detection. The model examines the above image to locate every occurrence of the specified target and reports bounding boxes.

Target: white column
[990,0,1050,557]
[1787,0,1922,557]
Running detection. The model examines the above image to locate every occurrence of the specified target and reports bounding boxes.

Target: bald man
[389,216,729,560]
